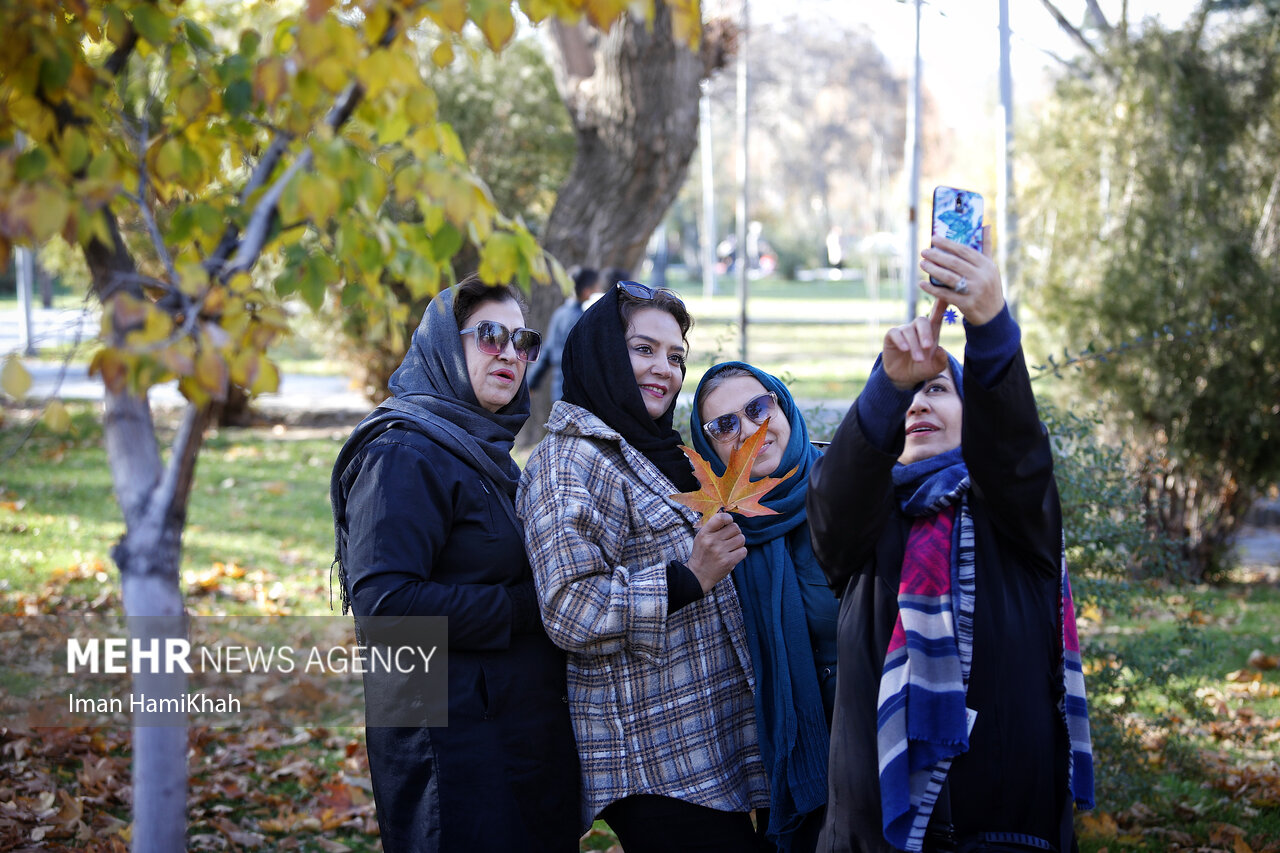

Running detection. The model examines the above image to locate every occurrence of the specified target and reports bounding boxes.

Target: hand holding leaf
[670,417,797,526]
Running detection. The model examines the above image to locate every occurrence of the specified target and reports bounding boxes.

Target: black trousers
[600,794,764,853]
[753,806,825,853]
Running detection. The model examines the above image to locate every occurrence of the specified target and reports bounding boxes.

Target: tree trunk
[102,392,195,852]
[1140,455,1249,581]
[521,2,732,445]
[90,216,210,851]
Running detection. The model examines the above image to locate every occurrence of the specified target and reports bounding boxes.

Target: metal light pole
[14,130,36,356]
[699,83,718,300]
[16,248,35,356]
[998,0,1018,321]
[904,0,923,322]
[735,0,750,361]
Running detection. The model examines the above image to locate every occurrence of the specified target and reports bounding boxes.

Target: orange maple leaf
[670,416,797,526]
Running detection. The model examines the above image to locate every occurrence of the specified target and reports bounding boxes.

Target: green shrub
[1023,17,1280,578]
[1041,404,1209,806]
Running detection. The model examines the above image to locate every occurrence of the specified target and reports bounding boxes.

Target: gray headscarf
[329,285,530,611]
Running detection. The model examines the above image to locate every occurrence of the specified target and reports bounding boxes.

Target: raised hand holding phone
[919,224,1005,326]
[930,186,984,288]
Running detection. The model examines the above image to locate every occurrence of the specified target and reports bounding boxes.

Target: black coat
[806,354,1075,853]
[335,424,580,853]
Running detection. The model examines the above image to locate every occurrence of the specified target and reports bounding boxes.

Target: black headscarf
[330,285,531,611]
[561,286,698,492]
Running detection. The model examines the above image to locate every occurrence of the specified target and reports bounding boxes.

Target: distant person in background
[529,266,601,403]
[826,226,844,269]
[601,266,630,292]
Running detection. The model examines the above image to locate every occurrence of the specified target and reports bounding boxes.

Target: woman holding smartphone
[807,233,1093,853]
[517,281,768,852]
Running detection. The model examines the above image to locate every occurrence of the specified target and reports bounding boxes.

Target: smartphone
[930,186,984,286]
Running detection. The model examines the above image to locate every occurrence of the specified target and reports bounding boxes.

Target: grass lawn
[2,389,1277,850]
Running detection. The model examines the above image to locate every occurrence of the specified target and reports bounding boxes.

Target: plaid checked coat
[517,401,769,828]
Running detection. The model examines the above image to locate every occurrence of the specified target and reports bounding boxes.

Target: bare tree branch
[1189,0,1215,48]
[146,402,215,535]
[221,149,316,279]
[1038,0,1113,71]
[131,128,179,291]
[85,218,144,305]
[103,26,138,76]
[1083,0,1112,35]
[1252,171,1280,258]
[202,136,293,275]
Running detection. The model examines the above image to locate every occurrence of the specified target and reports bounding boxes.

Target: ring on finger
[954,275,969,295]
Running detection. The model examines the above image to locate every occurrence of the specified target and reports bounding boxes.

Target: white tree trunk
[123,576,188,853]
[104,393,207,852]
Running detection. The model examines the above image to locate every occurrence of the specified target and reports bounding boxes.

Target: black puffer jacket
[334,422,580,853]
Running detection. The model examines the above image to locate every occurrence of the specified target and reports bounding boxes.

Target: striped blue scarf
[877,449,974,851]
[877,448,1095,851]
[1060,547,1096,813]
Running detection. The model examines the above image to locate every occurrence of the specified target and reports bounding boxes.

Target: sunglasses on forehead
[702,392,778,443]
[616,280,685,306]
[459,320,543,363]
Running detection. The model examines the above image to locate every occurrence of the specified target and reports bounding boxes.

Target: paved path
[1,305,98,354]
[5,307,370,416]
[18,359,372,418]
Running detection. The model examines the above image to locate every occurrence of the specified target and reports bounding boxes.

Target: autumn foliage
[670,417,795,526]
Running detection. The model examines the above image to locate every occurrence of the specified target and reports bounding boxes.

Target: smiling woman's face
[698,374,791,479]
[462,298,527,413]
[626,307,686,420]
[899,368,962,465]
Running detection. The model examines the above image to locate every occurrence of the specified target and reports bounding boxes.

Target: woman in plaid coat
[518,282,768,852]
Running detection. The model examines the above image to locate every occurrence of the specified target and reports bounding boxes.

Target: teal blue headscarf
[690,362,830,851]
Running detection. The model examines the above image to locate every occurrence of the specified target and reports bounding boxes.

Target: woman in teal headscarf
[691,363,838,853]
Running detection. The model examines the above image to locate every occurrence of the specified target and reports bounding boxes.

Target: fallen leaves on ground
[1,564,379,850]
[0,723,378,851]
[1247,649,1278,671]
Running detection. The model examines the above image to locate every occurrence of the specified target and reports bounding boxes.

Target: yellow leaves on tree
[1,0,702,413]
[670,417,796,526]
[581,0,633,32]
[668,0,703,50]
[1,356,33,401]
[473,0,518,51]
[425,0,470,34]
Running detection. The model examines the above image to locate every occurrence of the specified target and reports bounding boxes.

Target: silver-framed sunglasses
[702,392,778,443]
[459,320,543,363]
[616,280,684,306]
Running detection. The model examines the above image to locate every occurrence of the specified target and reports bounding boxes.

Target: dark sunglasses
[459,320,542,363]
[616,280,684,306]
[702,392,778,443]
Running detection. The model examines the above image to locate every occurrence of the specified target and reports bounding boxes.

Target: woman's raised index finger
[928,296,948,338]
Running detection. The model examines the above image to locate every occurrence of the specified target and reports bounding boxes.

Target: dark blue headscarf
[891,352,967,515]
[690,362,829,851]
